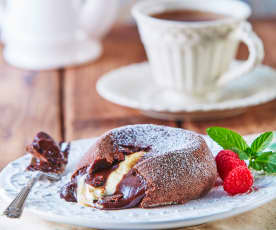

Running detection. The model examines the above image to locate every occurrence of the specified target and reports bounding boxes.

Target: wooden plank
[181,100,276,135]
[64,26,177,140]
[181,20,276,135]
[0,49,61,169]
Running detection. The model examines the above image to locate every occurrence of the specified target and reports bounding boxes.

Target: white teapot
[0,0,119,70]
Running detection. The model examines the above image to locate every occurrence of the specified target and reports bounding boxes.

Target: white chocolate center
[77,151,144,207]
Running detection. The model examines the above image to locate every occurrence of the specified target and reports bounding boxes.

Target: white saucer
[1,134,276,229]
[97,61,276,121]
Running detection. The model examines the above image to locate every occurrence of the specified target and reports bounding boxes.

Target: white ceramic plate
[96,61,276,121]
[1,134,276,229]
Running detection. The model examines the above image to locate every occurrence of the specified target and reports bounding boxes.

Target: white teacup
[132,0,264,99]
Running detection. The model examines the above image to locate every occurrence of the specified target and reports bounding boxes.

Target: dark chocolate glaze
[26,132,70,174]
[60,145,149,209]
[60,181,77,202]
[99,169,146,210]
[86,164,119,187]
[60,166,88,203]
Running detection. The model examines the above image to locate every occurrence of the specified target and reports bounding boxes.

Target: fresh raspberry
[223,166,253,195]
[219,157,247,180]
[215,150,245,180]
[215,150,239,164]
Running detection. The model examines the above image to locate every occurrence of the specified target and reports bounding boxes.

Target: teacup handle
[217,22,264,87]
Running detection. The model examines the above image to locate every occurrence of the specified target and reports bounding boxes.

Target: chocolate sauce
[60,181,77,202]
[60,167,147,209]
[60,166,88,203]
[26,132,70,174]
[60,145,149,208]
[86,164,119,187]
[99,169,146,210]
[60,163,121,203]
[117,145,150,156]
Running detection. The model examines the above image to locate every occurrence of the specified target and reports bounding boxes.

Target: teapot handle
[80,0,119,39]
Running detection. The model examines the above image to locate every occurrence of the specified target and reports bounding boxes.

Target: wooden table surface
[0,20,276,229]
[1,20,276,169]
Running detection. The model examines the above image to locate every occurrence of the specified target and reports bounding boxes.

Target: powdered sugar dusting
[109,124,202,156]
[105,124,216,207]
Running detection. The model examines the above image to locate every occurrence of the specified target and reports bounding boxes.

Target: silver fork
[2,172,61,218]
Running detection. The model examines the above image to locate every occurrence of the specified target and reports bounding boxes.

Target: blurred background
[0,0,275,174]
[117,0,276,23]
[243,0,276,17]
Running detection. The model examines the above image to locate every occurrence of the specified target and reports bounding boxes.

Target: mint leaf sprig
[207,127,276,173]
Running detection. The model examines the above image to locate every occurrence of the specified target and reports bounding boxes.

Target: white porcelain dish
[1,134,276,229]
[96,61,276,121]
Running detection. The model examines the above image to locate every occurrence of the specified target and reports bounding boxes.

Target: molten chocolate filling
[98,169,146,209]
[26,132,70,174]
[60,146,149,209]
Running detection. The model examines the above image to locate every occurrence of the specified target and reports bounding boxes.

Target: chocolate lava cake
[61,124,217,210]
